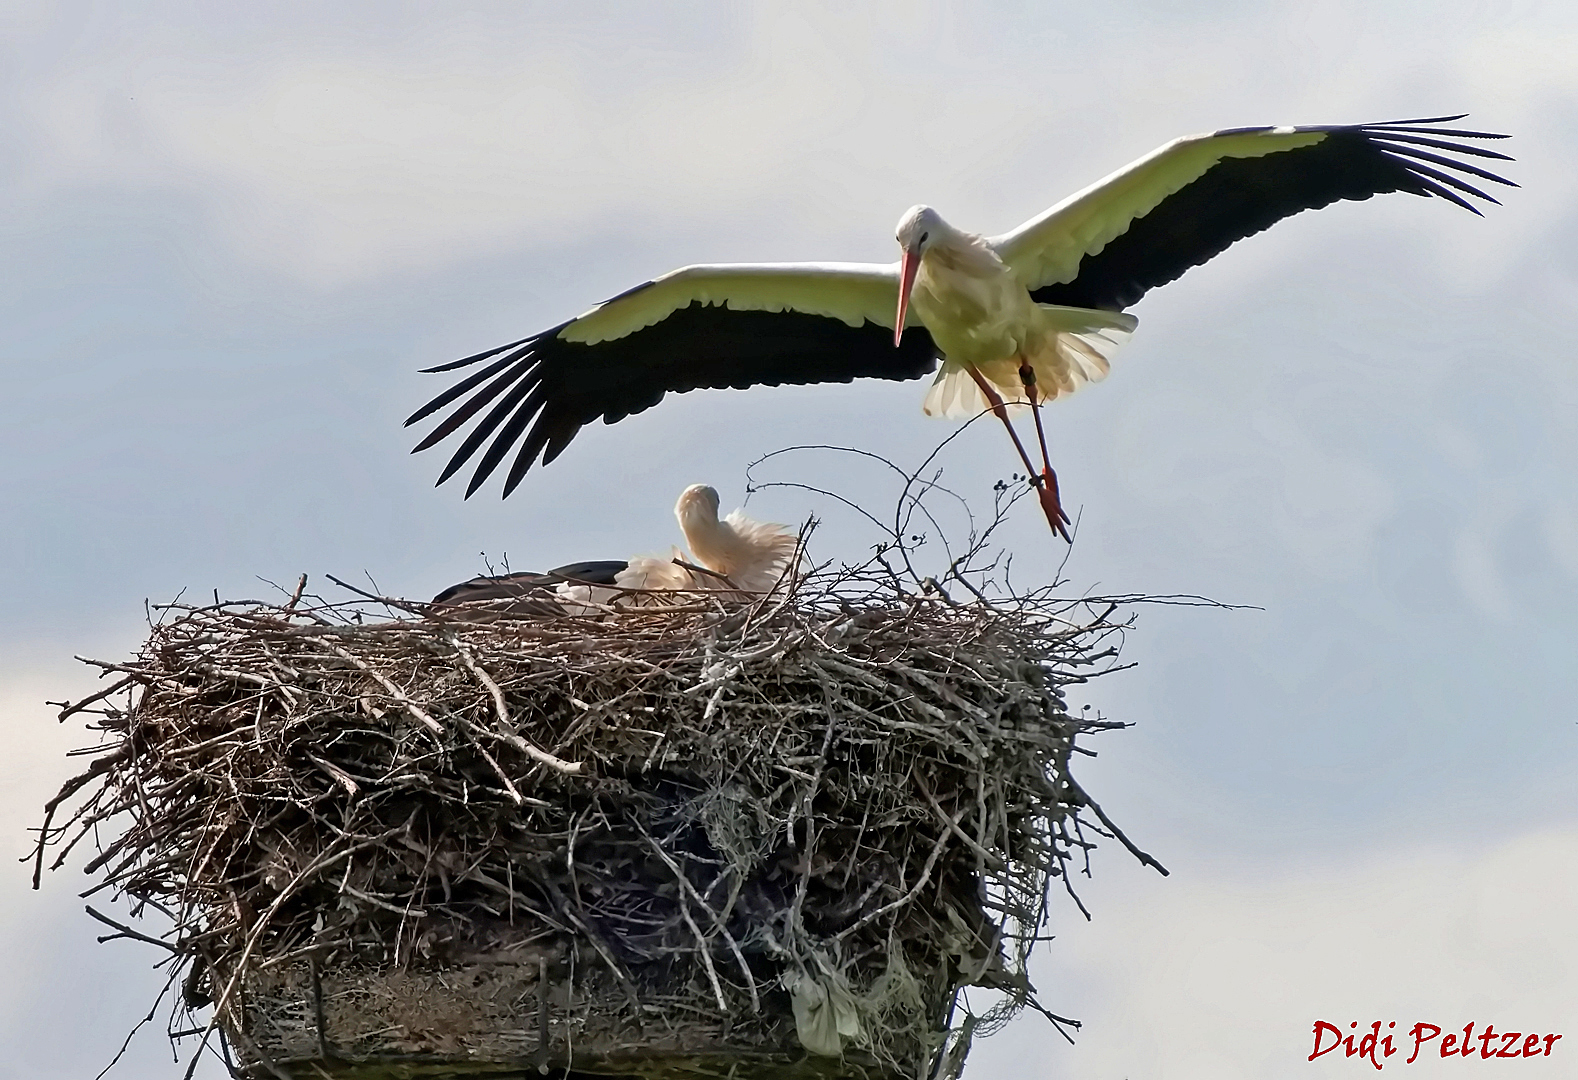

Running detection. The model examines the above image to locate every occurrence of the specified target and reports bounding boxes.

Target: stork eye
[919,231,929,244]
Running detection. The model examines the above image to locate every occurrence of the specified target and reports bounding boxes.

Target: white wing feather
[560,262,904,346]
[719,510,802,593]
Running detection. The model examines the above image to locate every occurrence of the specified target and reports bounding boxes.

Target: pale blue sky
[2,3,1575,1077]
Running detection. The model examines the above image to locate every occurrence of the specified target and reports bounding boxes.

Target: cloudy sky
[2,2,1574,1077]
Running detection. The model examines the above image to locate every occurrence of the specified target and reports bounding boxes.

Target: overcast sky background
[1,3,1575,1077]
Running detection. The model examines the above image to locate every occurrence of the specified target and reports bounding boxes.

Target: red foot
[1036,468,1072,544]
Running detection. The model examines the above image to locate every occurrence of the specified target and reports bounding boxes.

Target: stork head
[674,483,722,533]
[893,205,943,347]
[895,204,943,252]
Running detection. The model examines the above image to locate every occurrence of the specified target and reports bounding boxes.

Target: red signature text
[1310,1021,1562,1069]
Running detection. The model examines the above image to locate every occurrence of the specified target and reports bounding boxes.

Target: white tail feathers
[922,307,1137,419]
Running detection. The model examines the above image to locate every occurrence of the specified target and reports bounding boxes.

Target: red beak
[894,248,920,347]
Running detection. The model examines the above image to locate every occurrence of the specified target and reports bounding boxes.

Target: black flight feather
[408,295,939,498]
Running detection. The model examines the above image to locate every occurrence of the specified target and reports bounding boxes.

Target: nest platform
[36,569,1145,1080]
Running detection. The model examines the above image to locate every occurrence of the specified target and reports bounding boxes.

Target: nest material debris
[35,563,1151,1080]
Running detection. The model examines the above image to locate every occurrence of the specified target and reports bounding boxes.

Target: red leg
[1019,363,1055,478]
[967,366,1037,472]
[1019,363,1071,539]
[967,365,1070,543]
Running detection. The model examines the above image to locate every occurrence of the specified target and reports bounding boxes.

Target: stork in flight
[407,116,1513,540]
[429,483,798,615]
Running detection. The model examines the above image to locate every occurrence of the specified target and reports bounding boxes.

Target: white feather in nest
[557,484,800,612]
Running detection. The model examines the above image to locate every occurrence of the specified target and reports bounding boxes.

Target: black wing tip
[410,427,451,452]
[499,468,529,499]
[406,398,447,428]
[1347,115,1517,212]
[1370,143,1514,212]
[430,466,482,501]
[495,439,540,498]
[418,333,540,374]
[546,560,629,584]
[1367,112,1469,126]
[1359,116,1512,141]
[1380,144,1520,188]
[469,450,538,499]
[432,471,474,498]
[1410,173,1481,213]
[1219,115,1513,146]
[436,454,469,488]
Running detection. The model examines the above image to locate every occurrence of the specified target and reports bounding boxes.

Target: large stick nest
[36,557,1151,1080]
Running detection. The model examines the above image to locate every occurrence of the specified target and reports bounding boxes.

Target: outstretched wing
[993,115,1515,312]
[407,263,939,497]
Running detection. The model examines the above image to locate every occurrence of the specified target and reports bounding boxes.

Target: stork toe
[1036,468,1072,543]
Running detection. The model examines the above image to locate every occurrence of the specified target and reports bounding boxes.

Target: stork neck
[923,228,1003,277]
[678,506,738,575]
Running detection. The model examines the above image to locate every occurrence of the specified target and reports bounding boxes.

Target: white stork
[407,116,1514,540]
[429,483,798,614]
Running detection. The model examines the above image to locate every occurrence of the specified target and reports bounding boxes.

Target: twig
[449,636,581,775]
[835,800,967,942]
[55,674,137,724]
[634,820,760,1014]
[322,642,444,734]
[1068,777,1169,877]
[83,905,179,953]
[285,574,309,612]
